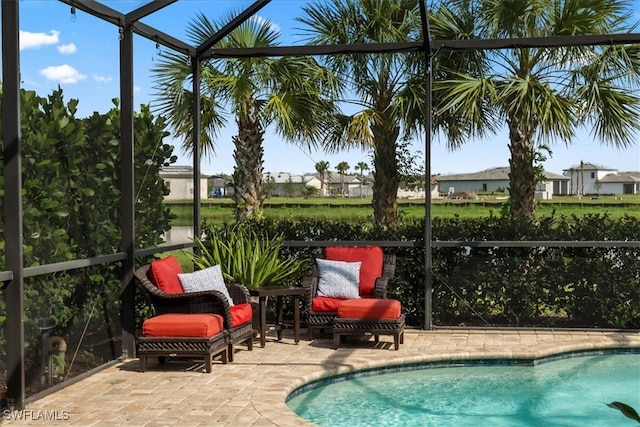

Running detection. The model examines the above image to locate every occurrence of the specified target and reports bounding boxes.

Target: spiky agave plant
[185,223,302,289]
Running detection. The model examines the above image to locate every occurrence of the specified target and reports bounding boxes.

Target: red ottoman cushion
[324,246,384,296]
[142,313,224,338]
[337,299,401,320]
[230,303,253,327]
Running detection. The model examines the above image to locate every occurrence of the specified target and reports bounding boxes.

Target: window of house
[482,183,487,191]
[591,172,595,179]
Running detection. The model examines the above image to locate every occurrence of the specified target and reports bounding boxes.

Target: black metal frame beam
[418,0,434,331]
[2,0,25,410]
[126,0,176,23]
[118,13,136,360]
[197,0,271,56]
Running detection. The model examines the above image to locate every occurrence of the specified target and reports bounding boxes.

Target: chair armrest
[301,274,319,308]
[373,276,389,299]
[225,282,251,305]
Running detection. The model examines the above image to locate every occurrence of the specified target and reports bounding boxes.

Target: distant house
[263,172,314,197]
[208,175,227,198]
[159,165,209,200]
[561,162,640,195]
[597,172,640,195]
[436,167,569,199]
[327,173,366,197]
[562,162,616,195]
[260,171,431,199]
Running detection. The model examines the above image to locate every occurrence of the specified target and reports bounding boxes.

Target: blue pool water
[287,352,640,426]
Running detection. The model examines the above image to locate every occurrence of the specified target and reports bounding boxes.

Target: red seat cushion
[149,255,184,294]
[324,246,384,296]
[312,295,378,313]
[142,313,224,338]
[312,296,343,313]
[230,303,253,327]
[337,299,401,320]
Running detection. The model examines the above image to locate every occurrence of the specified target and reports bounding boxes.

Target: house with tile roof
[436,167,570,199]
[597,172,640,195]
[562,162,640,195]
[159,165,210,200]
[562,162,617,195]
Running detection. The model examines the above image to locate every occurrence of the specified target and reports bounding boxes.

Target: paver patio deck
[4,328,639,426]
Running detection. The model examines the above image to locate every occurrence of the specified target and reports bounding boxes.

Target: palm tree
[430,0,640,219]
[153,12,339,220]
[568,167,576,195]
[298,0,424,227]
[355,161,369,198]
[335,161,350,197]
[315,160,330,197]
[580,160,586,197]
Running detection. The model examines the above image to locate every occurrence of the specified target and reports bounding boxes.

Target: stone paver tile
[3,329,638,426]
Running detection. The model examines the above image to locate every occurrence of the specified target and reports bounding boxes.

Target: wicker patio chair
[301,247,396,339]
[135,263,254,362]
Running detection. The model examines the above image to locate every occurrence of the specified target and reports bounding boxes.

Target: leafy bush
[237,215,640,329]
[0,88,175,398]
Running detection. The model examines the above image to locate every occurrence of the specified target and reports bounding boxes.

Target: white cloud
[251,15,280,34]
[40,65,86,84]
[20,30,60,50]
[92,74,112,83]
[134,86,141,93]
[57,43,76,54]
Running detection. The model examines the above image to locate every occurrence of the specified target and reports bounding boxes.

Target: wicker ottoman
[333,299,405,350]
[137,313,229,373]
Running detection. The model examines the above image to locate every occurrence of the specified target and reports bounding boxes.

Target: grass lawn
[165,194,640,226]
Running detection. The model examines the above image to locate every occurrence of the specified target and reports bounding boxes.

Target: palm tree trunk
[507,117,536,219]
[372,120,400,227]
[232,104,265,221]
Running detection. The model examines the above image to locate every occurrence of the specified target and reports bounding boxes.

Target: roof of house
[562,162,616,172]
[436,166,568,181]
[159,165,209,179]
[599,172,640,183]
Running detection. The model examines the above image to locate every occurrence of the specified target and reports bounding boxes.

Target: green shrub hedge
[205,213,640,329]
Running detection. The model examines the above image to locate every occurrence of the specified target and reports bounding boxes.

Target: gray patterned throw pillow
[316,258,361,299]
[178,265,235,306]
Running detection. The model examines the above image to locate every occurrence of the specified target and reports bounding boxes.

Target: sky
[11,0,640,177]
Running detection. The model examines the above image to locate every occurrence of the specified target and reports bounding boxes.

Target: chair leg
[221,348,228,364]
[205,354,213,373]
[139,356,147,372]
[394,334,400,350]
[228,343,234,363]
[333,333,341,349]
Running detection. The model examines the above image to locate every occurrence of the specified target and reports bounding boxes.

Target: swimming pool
[287,351,640,426]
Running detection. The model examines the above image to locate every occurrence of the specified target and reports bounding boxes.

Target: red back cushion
[324,246,384,296]
[149,255,184,294]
